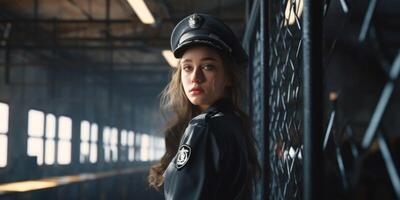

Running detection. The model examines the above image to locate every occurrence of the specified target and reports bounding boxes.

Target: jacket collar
[203,98,234,114]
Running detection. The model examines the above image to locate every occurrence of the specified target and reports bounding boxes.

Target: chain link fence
[245,0,400,199]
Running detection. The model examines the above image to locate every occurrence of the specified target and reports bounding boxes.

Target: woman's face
[180,46,229,111]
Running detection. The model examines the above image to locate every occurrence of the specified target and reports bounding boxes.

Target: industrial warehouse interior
[0,0,399,199]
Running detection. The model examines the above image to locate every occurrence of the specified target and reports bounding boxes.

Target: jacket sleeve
[163,120,221,200]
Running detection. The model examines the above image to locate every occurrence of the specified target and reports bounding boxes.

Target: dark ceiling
[0,0,248,73]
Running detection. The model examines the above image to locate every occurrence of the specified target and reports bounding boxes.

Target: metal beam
[0,19,138,23]
[302,0,323,199]
[0,18,245,25]
[362,52,400,148]
[4,44,168,50]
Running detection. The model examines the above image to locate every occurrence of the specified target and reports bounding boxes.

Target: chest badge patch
[175,144,191,169]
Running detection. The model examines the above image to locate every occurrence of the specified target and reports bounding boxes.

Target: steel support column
[302,0,323,199]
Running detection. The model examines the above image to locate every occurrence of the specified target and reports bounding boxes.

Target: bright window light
[91,124,98,142]
[80,143,89,159]
[27,109,45,165]
[45,114,56,138]
[81,121,98,163]
[58,116,72,140]
[57,116,72,165]
[57,141,71,165]
[27,138,43,165]
[45,140,55,165]
[0,102,9,134]
[28,110,44,137]
[103,126,111,162]
[103,127,110,144]
[155,137,159,160]
[27,111,74,166]
[120,129,128,162]
[44,114,56,165]
[128,131,135,161]
[162,50,179,68]
[111,128,118,162]
[102,126,118,162]
[90,123,98,163]
[0,102,9,168]
[128,131,134,146]
[90,145,97,163]
[135,133,141,161]
[121,130,127,146]
[159,137,165,159]
[135,133,141,147]
[126,0,155,24]
[111,128,118,146]
[80,120,90,163]
[149,136,154,161]
[80,121,90,142]
[0,135,7,167]
[141,134,149,161]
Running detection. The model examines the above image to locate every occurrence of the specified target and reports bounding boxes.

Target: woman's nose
[191,67,204,83]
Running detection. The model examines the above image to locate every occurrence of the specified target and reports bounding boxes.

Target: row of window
[27,109,72,165]
[0,102,165,167]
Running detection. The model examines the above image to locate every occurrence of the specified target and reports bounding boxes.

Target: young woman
[149,13,260,199]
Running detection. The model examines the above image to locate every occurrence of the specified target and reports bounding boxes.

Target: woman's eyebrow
[181,57,217,63]
[200,57,217,61]
[181,59,192,63]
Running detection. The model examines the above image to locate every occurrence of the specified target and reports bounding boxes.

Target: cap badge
[175,144,191,169]
[188,14,202,29]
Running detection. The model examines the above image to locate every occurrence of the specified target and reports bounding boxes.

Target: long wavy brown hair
[148,49,260,194]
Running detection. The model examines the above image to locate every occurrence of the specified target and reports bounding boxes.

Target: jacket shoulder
[206,110,243,130]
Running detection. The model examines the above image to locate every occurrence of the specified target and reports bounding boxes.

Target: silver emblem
[188,14,202,29]
[176,145,191,169]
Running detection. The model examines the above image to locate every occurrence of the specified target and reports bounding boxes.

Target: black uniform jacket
[163,99,250,200]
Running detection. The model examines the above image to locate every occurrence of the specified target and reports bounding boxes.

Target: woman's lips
[190,88,204,95]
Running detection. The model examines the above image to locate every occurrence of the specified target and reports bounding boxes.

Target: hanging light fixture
[126,0,155,24]
[162,50,179,68]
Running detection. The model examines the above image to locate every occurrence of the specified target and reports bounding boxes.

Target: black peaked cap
[170,13,248,65]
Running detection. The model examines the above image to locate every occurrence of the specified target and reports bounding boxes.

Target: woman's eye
[182,66,192,71]
[202,64,215,70]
